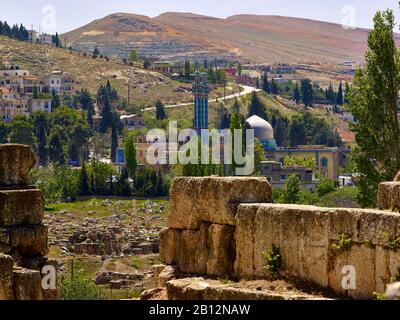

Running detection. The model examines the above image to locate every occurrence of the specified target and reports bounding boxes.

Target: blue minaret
[193,71,210,133]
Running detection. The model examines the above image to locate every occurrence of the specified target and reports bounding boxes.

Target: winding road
[143,85,260,111]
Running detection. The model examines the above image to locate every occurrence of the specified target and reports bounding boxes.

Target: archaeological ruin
[146,176,400,300]
[0,144,56,300]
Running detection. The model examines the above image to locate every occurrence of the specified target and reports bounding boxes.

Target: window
[280,175,286,182]
[321,157,328,167]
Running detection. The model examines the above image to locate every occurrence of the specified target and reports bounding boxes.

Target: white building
[120,114,145,130]
[29,99,52,113]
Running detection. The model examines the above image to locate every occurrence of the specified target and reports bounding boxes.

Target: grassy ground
[47,197,169,300]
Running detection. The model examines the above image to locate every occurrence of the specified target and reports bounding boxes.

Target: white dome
[246,115,274,140]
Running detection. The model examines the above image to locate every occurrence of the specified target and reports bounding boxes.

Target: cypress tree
[80,162,90,196]
[293,83,301,104]
[348,9,400,207]
[155,100,167,120]
[110,121,118,163]
[336,81,344,105]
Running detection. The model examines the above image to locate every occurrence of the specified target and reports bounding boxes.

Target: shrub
[60,277,105,300]
[315,178,338,197]
[332,234,353,251]
[318,187,358,208]
[263,245,282,274]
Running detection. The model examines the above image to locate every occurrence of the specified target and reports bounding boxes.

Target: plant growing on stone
[382,232,400,250]
[0,227,7,239]
[263,244,282,274]
[332,234,353,252]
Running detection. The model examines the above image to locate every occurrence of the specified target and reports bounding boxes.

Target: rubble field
[45,198,168,299]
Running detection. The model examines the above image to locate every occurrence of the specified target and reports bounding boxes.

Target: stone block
[4,224,48,257]
[389,250,400,282]
[329,209,361,241]
[159,228,182,265]
[377,182,400,211]
[0,253,14,300]
[375,246,390,294]
[234,204,258,279]
[206,224,235,277]
[0,189,44,227]
[178,224,209,274]
[0,144,35,186]
[168,177,272,230]
[252,205,283,279]
[328,244,375,299]
[153,265,180,288]
[13,268,43,300]
[166,278,209,300]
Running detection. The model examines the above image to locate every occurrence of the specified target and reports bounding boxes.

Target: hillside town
[2,1,400,308]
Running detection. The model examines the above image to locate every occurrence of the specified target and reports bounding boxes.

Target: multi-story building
[260,161,318,192]
[46,71,78,98]
[28,99,52,113]
[120,114,145,131]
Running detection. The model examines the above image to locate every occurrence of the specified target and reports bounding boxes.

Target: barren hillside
[62,12,400,64]
[0,35,193,105]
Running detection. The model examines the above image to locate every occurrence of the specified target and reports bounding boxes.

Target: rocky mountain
[62,12,400,64]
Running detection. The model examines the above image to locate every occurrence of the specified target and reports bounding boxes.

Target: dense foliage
[348,10,400,207]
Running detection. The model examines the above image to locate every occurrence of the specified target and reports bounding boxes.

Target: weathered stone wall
[0,144,55,300]
[235,204,400,299]
[160,176,400,299]
[160,177,273,277]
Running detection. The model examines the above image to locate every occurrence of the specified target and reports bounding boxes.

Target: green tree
[48,129,65,165]
[155,100,167,121]
[336,81,344,105]
[280,174,301,204]
[270,78,279,95]
[237,63,243,76]
[110,121,118,163]
[348,9,400,207]
[247,91,267,119]
[128,49,139,62]
[254,138,266,174]
[0,122,9,143]
[51,89,61,109]
[315,178,338,198]
[293,83,301,104]
[79,161,90,195]
[98,85,113,133]
[229,110,243,175]
[288,115,306,146]
[124,133,137,178]
[9,115,36,149]
[215,103,230,129]
[33,85,39,99]
[262,72,270,94]
[301,79,313,108]
[92,47,100,58]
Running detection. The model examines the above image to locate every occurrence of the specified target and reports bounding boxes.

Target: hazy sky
[2,0,400,33]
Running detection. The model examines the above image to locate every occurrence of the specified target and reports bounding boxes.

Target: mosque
[245,115,339,181]
[191,73,339,181]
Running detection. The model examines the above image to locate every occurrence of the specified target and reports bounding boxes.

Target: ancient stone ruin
[147,176,400,300]
[0,144,54,300]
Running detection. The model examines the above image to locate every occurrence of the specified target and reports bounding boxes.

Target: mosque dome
[246,115,274,141]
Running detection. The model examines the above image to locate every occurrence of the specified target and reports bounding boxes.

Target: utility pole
[127,80,130,106]
[71,259,74,281]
